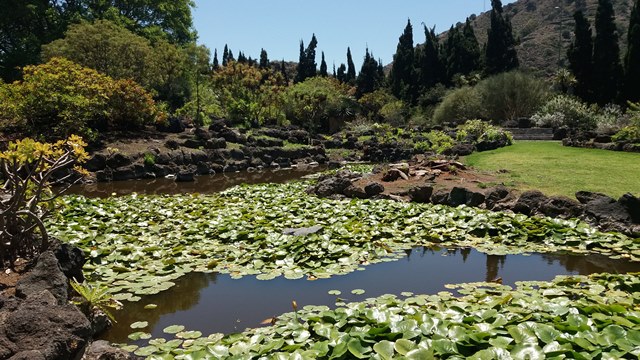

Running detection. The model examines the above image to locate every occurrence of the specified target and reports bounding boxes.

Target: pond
[101,246,640,344]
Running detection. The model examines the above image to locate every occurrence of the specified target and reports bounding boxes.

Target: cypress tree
[592,0,623,105]
[227,49,235,62]
[259,48,269,69]
[337,64,347,83]
[356,48,383,98]
[213,49,219,70]
[459,19,481,75]
[415,25,444,93]
[304,34,318,78]
[333,63,337,78]
[567,10,594,102]
[623,0,640,102]
[281,59,289,83]
[389,19,415,102]
[319,52,328,76]
[485,0,519,75]
[222,44,229,66]
[237,51,247,63]
[346,47,356,83]
[294,40,306,83]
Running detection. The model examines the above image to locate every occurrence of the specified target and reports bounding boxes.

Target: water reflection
[101,247,640,344]
[68,167,326,197]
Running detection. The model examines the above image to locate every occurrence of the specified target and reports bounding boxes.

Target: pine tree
[213,49,219,70]
[567,10,594,102]
[346,47,356,83]
[319,52,328,76]
[592,0,623,105]
[259,48,269,69]
[484,0,519,75]
[389,19,415,102]
[415,25,444,94]
[222,44,229,66]
[623,0,640,102]
[356,49,384,98]
[337,64,347,83]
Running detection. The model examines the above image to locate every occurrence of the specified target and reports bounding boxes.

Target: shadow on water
[101,247,640,344]
[67,166,326,197]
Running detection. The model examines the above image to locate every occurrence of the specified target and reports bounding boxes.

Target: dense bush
[612,102,640,142]
[457,119,514,145]
[531,95,597,130]
[358,89,398,122]
[476,71,549,123]
[284,76,357,133]
[0,58,161,141]
[432,86,483,125]
[425,130,456,154]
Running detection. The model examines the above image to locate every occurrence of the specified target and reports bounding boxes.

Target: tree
[592,0,623,105]
[623,0,640,103]
[484,0,519,75]
[389,19,415,103]
[444,19,481,83]
[294,35,318,83]
[346,47,356,84]
[319,52,328,77]
[415,25,444,94]
[356,49,384,98]
[567,10,594,102]
[213,49,219,70]
[222,44,230,66]
[336,64,347,83]
[259,48,269,69]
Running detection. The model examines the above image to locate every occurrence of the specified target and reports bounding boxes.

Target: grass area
[464,141,640,199]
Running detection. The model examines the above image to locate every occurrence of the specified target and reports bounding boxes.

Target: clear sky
[193,0,516,69]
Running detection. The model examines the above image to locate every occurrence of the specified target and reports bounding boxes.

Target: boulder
[575,191,611,205]
[448,187,469,207]
[540,196,583,219]
[407,185,433,203]
[484,185,511,210]
[52,242,86,283]
[430,189,450,205]
[364,182,385,197]
[205,137,226,150]
[194,127,211,140]
[9,350,46,360]
[16,252,68,305]
[219,128,247,144]
[344,185,369,199]
[85,154,107,172]
[465,190,486,207]
[111,166,137,181]
[513,190,548,216]
[182,139,203,149]
[157,117,185,133]
[618,193,640,223]
[164,139,180,150]
[176,168,196,182]
[105,153,133,169]
[83,340,142,360]
[583,193,633,224]
[444,143,475,156]
[4,291,92,360]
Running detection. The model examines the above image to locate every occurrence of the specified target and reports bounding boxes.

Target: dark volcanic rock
[540,196,583,219]
[465,190,486,207]
[343,185,368,199]
[364,182,385,197]
[444,143,474,156]
[84,340,142,360]
[484,185,511,210]
[176,167,196,182]
[513,190,548,216]
[205,137,226,150]
[52,242,86,283]
[5,291,92,360]
[448,187,469,207]
[16,252,68,305]
[407,185,434,203]
[575,191,612,205]
[431,189,450,205]
[105,153,133,169]
[618,193,640,223]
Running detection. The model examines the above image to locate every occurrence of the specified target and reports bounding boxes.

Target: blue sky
[193,1,516,69]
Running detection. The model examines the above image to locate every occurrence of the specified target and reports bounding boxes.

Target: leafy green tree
[319,52,328,77]
[567,10,594,103]
[484,0,519,75]
[346,47,356,84]
[623,0,640,103]
[356,49,384,98]
[592,0,623,105]
[414,25,444,94]
[259,48,269,69]
[42,20,155,88]
[444,19,481,83]
[389,19,415,103]
[477,71,549,122]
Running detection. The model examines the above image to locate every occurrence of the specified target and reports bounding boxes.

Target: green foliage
[623,0,640,103]
[357,89,398,122]
[457,119,513,145]
[432,86,484,125]
[0,58,161,140]
[389,20,416,103]
[294,35,318,83]
[425,130,455,154]
[70,280,123,322]
[443,19,482,82]
[476,71,549,123]
[612,102,640,142]
[345,47,356,84]
[143,153,155,167]
[414,25,444,93]
[532,95,597,130]
[484,0,519,75]
[284,76,356,132]
[355,49,384,98]
[0,136,88,267]
[379,100,409,126]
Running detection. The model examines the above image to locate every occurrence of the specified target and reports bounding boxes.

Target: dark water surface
[67,166,325,197]
[101,247,640,344]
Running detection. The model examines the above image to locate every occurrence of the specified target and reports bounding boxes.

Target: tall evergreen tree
[319,52,328,76]
[356,49,384,98]
[280,59,289,83]
[389,19,415,102]
[294,41,306,83]
[415,25,444,94]
[259,48,269,69]
[623,0,640,102]
[212,49,219,70]
[592,0,623,105]
[237,51,247,63]
[337,64,347,83]
[222,44,229,66]
[445,19,481,81]
[346,47,357,83]
[333,63,337,78]
[227,49,235,62]
[295,34,318,82]
[484,0,519,75]
[567,10,594,102]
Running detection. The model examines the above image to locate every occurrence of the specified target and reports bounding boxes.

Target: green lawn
[464,141,640,199]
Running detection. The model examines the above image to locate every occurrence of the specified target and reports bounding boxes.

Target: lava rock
[16,252,68,305]
[364,182,385,197]
[407,185,434,203]
[83,340,142,360]
[540,196,583,219]
[513,190,549,216]
[484,185,511,210]
[344,185,369,199]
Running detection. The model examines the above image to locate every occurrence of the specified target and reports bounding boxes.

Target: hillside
[466,0,633,76]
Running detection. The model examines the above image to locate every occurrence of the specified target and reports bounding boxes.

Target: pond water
[67,166,326,197]
[101,246,640,344]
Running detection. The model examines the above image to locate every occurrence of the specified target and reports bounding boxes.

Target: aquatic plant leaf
[130,321,148,329]
[163,325,185,334]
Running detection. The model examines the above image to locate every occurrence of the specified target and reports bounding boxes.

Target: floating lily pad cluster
[48,181,639,300]
[123,273,640,359]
